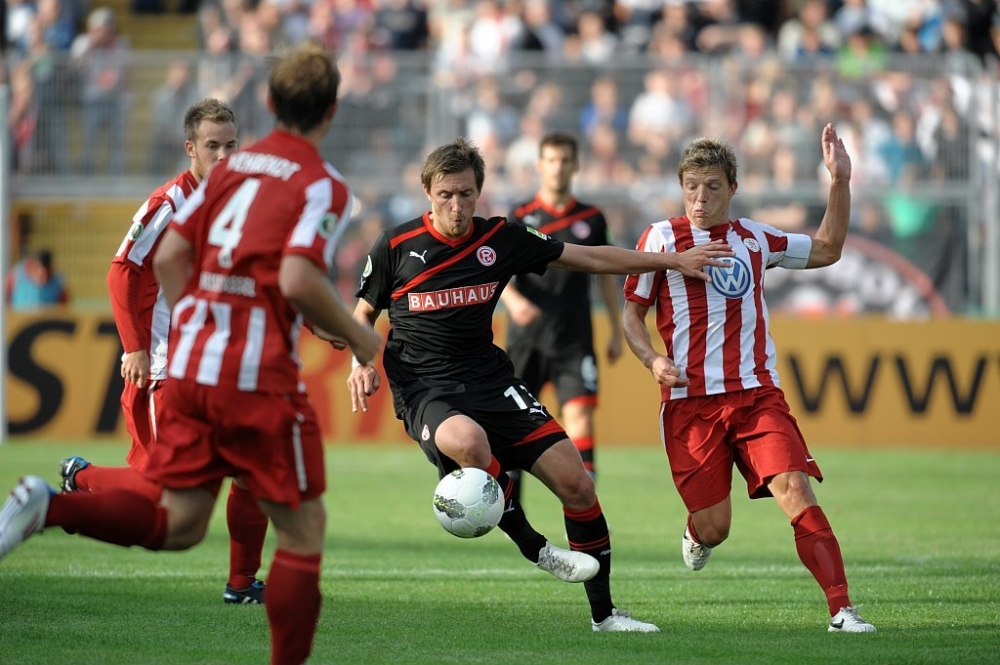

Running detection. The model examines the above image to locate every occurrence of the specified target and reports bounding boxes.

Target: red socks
[267,549,321,665]
[792,505,851,615]
[46,490,167,550]
[226,483,269,589]
[73,465,163,503]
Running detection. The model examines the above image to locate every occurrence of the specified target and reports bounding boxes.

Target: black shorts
[506,344,598,406]
[397,377,568,478]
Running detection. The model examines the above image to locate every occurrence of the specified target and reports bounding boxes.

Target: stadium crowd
[2,0,997,313]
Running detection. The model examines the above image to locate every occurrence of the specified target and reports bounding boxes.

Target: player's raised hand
[672,239,734,282]
[821,123,851,182]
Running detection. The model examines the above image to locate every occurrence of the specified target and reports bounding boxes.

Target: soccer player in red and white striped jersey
[622,124,876,633]
[60,98,272,605]
[0,42,381,665]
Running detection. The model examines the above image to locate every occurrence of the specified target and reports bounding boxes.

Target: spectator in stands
[6,249,69,310]
[579,75,628,143]
[467,0,524,72]
[576,10,618,64]
[373,0,429,50]
[516,0,565,56]
[71,6,130,174]
[35,0,78,51]
[627,68,695,152]
[149,59,203,175]
[776,0,841,62]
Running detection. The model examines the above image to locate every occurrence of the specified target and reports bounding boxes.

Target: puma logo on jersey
[409,250,429,264]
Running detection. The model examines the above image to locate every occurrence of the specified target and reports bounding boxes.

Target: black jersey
[356,212,565,396]
[506,196,610,354]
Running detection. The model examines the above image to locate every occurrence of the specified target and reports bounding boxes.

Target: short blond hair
[677,137,739,186]
[269,40,340,134]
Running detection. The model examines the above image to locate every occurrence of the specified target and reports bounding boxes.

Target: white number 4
[207,179,261,268]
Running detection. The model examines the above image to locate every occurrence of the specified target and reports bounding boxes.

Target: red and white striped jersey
[109,170,199,381]
[167,130,352,393]
[624,216,812,401]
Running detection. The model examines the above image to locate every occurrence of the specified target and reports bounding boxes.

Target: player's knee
[698,522,730,546]
[557,471,596,511]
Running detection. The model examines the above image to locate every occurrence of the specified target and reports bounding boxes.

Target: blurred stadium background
[3,0,1000,447]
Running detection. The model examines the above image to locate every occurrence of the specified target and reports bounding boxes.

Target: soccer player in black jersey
[347,138,732,633]
[500,132,619,503]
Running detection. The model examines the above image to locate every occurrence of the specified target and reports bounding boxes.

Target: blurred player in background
[500,132,622,503]
[59,98,271,606]
[0,41,381,665]
[622,124,876,633]
[347,137,732,632]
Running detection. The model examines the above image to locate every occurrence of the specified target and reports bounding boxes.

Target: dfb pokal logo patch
[477,246,497,266]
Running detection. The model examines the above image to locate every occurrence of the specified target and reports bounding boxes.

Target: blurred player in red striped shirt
[0,41,381,665]
[59,98,272,605]
[623,124,876,633]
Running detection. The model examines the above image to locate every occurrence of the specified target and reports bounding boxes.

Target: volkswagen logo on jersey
[708,256,751,298]
[477,246,497,266]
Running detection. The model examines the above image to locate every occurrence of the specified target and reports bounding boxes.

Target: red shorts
[146,380,325,508]
[659,385,822,513]
[120,379,167,474]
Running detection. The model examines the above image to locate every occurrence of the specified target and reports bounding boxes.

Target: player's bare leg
[768,471,875,632]
[434,415,596,584]
[683,498,731,570]
[532,440,658,631]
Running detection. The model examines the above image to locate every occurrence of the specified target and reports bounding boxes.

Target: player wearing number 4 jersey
[622,124,876,633]
[59,98,269,606]
[0,41,381,665]
[347,138,732,633]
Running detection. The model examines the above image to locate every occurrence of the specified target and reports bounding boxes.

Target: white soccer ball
[432,468,504,538]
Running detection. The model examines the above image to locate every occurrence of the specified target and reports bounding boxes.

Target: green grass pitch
[0,441,998,664]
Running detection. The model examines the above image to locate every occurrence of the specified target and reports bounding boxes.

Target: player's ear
[184,140,196,160]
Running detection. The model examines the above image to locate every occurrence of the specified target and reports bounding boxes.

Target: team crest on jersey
[526,227,548,240]
[571,221,591,239]
[318,213,339,239]
[477,246,497,266]
[707,256,752,298]
[421,424,431,441]
[523,214,540,227]
[743,237,761,252]
[128,222,143,240]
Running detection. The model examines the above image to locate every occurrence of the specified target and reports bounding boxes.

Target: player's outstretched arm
[278,255,381,365]
[347,299,383,413]
[807,123,852,269]
[552,240,733,281]
[622,301,688,388]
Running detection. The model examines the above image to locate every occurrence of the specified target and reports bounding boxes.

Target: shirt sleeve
[776,233,812,269]
[107,260,147,353]
[355,232,393,310]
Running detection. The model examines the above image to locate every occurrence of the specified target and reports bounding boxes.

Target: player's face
[187,120,238,182]
[537,144,577,195]
[681,166,737,229]
[424,168,480,238]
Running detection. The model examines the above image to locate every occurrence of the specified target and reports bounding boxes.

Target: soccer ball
[432,468,504,538]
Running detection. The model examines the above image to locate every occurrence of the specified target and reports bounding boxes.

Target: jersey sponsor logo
[743,237,760,252]
[477,246,497,266]
[128,221,143,241]
[571,220,591,239]
[409,249,429,264]
[407,282,499,311]
[708,256,752,298]
[526,227,548,240]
